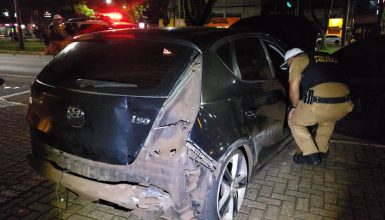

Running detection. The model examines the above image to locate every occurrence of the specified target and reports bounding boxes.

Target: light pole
[341,0,350,46]
[14,0,24,50]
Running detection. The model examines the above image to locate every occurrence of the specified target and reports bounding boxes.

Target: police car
[64,18,111,36]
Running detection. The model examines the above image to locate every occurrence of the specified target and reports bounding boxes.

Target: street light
[106,0,112,4]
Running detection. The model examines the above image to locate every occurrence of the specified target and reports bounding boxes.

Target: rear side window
[234,37,272,80]
[37,39,197,95]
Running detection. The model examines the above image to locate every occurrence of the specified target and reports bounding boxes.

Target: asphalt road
[0,54,52,101]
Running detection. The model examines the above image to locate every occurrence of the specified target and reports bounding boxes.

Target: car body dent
[189,36,287,166]
[29,86,165,165]
[29,28,292,219]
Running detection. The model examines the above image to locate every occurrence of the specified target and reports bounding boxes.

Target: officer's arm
[287,54,308,108]
[289,78,300,108]
[58,23,71,39]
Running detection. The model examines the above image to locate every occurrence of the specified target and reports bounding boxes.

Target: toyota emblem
[66,106,85,128]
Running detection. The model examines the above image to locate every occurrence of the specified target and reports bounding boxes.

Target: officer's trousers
[288,101,354,155]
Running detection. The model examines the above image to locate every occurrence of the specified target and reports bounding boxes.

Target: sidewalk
[0,103,385,219]
[0,49,44,56]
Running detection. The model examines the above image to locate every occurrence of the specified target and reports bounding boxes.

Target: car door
[232,35,287,165]
[333,36,385,144]
[261,39,292,128]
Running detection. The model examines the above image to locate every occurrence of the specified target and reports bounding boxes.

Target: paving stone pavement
[1,103,385,220]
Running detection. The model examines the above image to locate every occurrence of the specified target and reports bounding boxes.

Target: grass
[315,44,342,54]
[0,39,46,52]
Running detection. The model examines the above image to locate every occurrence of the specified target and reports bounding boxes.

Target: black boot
[293,153,321,165]
[318,151,329,159]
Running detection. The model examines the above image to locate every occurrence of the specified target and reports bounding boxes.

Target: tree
[146,0,171,26]
[183,0,217,26]
[125,1,149,23]
[382,10,385,34]
[74,3,95,18]
[378,0,384,34]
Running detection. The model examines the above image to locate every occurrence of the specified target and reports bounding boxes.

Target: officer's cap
[280,48,304,70]
[53,14,63,20]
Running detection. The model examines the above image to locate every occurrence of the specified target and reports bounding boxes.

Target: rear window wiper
[76,79,138,88]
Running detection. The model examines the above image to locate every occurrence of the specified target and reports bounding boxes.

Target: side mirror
[0,78,4,86]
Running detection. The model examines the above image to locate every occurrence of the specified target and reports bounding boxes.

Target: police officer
[280,48,354,165]
[47,14,71,55]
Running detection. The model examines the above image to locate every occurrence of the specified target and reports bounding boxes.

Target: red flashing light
[102,12,123,21]
[105,33,136,39]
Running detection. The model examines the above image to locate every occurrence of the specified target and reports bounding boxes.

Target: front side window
[234,37,272,81]
[215,42,233,71]
[263,41,287,87]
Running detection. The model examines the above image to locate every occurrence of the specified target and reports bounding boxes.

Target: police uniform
[47,18,71,55]
[288,52,354,156]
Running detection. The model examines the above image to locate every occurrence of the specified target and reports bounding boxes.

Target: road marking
[0,99,26,108]
[0,90,30,99]
[0,73,35,79]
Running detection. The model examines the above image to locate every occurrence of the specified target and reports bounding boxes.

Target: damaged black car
[28,27,291,219]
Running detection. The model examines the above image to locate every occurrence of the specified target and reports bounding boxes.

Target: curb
[0,50,48,56]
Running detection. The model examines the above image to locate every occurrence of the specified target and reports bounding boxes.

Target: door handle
[244,109,257,118]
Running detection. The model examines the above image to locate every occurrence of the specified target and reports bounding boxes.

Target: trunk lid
[29,37,199,165]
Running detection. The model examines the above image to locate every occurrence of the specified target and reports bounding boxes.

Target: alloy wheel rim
[217,152,248,220]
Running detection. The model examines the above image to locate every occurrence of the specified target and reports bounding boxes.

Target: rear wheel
[200,149,248,220]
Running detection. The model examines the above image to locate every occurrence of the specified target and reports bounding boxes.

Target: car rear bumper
[28,154,174,212]
[29,139,218,216]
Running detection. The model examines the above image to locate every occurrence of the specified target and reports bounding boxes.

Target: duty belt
[303,90,350,104]
[312,96,350,104]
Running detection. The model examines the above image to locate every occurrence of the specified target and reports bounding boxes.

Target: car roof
[334,34,385,56]
[231,15,318,51]
[74,27,260,52]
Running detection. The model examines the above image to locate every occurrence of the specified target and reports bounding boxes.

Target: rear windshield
[37,39,198,96]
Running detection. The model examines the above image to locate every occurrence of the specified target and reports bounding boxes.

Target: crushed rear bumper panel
[29,154,173,211]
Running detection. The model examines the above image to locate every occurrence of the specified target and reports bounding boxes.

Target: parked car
[110,21,138,29]
[28,27,291,219]
[65,19,138,36]
[333,34,385,144]
[316,35,341,45]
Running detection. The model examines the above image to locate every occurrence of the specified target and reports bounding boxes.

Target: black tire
[199,149,248,220]
[335,40,340,44]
